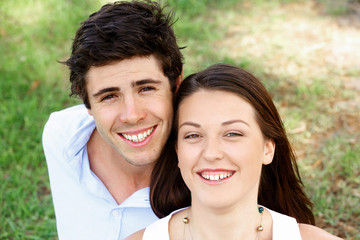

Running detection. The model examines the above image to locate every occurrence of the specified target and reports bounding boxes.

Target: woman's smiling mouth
[197,170,235,183]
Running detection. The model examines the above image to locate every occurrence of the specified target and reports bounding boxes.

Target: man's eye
[140,86,155,92]
[101,94,116,101]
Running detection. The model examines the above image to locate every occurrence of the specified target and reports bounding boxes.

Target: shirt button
[112,210,120,217]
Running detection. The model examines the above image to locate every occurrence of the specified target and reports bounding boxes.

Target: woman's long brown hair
[150,64,315,224]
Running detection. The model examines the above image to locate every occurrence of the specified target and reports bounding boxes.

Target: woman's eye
[184,134,200,139]
[226,132,243,137]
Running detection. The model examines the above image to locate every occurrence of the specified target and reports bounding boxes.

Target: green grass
[315,0,350,15]
[1,0,359,239]
[301,137,360,238]
[0,0,101,239]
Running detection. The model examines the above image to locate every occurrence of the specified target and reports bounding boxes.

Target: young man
[42,1,183,239]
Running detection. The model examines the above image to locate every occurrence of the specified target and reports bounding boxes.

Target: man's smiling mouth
[121,126,155,143]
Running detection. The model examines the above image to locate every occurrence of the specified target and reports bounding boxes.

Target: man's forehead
[85,57,169,88]
[87,56,165,78]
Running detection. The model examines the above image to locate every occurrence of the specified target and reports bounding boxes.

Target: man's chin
[124,157,157,167]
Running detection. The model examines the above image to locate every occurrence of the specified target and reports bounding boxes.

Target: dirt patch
[217,1,360,77]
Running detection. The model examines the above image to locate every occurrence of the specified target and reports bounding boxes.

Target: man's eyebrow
[132,79,162,87]
[92,79,162,97]
[222,119,250,127]
[179,121,201,129]
[93,87,120,97]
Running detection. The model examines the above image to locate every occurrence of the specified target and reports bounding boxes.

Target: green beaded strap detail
[258,206,264,213]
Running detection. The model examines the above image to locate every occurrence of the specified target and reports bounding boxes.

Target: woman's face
[176,89,274,209]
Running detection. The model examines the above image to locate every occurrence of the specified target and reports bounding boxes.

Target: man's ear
[263,139,275,165]
[175,70,183,92]
[87,108,92,116]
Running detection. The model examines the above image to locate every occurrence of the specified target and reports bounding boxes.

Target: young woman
[127,64,342,239]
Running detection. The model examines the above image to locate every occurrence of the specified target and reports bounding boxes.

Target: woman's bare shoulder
[124,229,145,240]
[299,223,343,240]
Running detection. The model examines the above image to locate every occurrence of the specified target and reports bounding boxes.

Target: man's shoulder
[48,104,89,122]
[44,105,90,131]
[42,104,93,143]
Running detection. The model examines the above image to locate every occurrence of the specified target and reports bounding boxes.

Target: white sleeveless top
[143,207,302,240]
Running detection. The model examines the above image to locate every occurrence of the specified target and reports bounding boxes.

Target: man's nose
[119,96,146,124]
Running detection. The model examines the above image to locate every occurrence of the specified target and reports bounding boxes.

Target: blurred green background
[1,0,359,239]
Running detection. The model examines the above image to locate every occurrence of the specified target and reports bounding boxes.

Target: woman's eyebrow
[222,119,250,127]
[179,121,201,129]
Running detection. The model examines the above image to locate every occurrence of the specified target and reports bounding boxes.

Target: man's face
[86,55,173,167]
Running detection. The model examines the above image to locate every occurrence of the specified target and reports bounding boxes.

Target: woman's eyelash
[226,132,243,137]
[184,134,200,139]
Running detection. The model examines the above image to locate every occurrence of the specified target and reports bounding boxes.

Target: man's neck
[87,129,154,205]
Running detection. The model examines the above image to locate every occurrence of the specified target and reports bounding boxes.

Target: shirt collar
[61,113,152,208]
[63,116,95,163]
[120,187,151,208]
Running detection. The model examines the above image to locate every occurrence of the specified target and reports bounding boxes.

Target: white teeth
[201,172,233,181]
[122,127,154,143]
[138,133,144,141]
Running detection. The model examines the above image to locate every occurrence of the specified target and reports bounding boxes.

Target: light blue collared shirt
[42,105,158,240]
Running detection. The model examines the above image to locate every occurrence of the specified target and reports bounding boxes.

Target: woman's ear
[175,143,180,167]
[263,139,275,165]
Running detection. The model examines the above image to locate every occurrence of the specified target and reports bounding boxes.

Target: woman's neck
[192,203,257,238]
[179,200,272,240]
